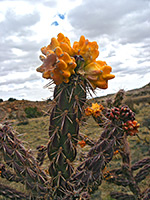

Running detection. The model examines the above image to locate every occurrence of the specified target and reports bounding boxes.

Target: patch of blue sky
[51,21,59,26]
[58,14,65,20]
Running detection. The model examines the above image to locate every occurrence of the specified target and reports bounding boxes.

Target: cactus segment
[48,73,86,195]
[0,125,51,199]
[0,183,29,200]
[36,33,114,198]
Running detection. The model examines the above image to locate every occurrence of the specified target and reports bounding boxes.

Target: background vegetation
[0,83,150,199]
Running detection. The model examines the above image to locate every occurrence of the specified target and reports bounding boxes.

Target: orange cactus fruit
[84,61,115,89]
[78,140,86,148]
[85,107,93,116]
[48,37,60,50]
[57,33,74,55]
[60,43,74,56]
[36,34,77,85]
[59,52,73,63]
[37,33,115,87]
[57,33,71,46]
[91,103,104,117]
[54,47,63,57]
[123,120,140,136]
[91,103,104,111]
[114,150,119,155]
[73,35,99,64]
[85,103,104,117]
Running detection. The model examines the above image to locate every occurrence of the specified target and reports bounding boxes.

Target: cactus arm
[131,158,150,171]
[0,124,51,199]
[134,164,150,183]
[66,123,125,199]
[110,192,136,200]
[0,163,24,183]
[0,183,29,200]
[119,134,141,199]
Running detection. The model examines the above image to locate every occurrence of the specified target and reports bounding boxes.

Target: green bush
[24,107,42,118]
[0,98,3,102]
[8,97,17,102]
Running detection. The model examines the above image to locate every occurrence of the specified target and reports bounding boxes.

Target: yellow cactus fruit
[37,33,115,87]
[36,36,77,85]
[54,47,63,57]
[85,103,104,117]
[73,35,99,64]
[48,37,60,50]
[85,107,93,116]
[57,33,71,46]
[84,61,115,89]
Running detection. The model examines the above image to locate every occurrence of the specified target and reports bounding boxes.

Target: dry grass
[0,95,150,199]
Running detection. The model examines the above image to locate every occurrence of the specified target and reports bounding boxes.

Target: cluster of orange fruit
[85,103,104,117]
[37,33,115,89]
[123,120,140,136]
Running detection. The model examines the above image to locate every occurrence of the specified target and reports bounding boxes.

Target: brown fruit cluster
[106,105,139,136]
[106,105,135,122]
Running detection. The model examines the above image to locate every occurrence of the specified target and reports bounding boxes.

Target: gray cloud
[106,50,116,58]
[43,0,57,7]
[114,65,150,75]
[67,0,150,81]
[0,73,40,86]
[0,8,42,75]
[0,10,40,37]
[137,58,150,64]
[68,0,150,43]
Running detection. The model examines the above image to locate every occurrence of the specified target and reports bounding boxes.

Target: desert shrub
[24,107,42,118]
[46,98,52,103]
[8,97,17,102]
[0,99,3,102]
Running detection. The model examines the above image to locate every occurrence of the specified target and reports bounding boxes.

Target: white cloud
[0,0,150,101]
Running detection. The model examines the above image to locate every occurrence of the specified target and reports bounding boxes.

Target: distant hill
[0,83,150,122]
[95,82,150,106]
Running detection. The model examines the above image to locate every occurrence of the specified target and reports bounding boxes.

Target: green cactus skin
[47,63,86,197]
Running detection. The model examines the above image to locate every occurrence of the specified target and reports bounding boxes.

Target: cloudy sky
[0,0,150,101]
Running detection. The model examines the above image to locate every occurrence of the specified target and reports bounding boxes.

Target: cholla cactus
[36,33,115,198]
[0,33,149,200]
[0,33,115,200]
[86,101,150,200]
